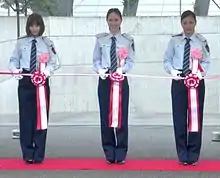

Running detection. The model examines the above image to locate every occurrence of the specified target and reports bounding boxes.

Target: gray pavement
[1,171,220,178]
[1,126,220,177]
[1,125,220,159]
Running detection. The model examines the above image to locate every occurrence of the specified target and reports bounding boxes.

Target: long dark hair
[26,13,45,36]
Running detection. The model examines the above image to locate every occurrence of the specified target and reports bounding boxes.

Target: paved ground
[1,126,220,177]
[1,171,220,178]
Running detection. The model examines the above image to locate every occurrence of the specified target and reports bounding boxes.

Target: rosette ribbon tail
[35,62,48,130]
[184,49,202,132]
[31,53,49,131]
[108,73,124,129]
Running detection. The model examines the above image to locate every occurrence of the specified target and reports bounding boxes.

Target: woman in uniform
[92,8,135,164]
[163,10,210,165]
[9,13,59,164]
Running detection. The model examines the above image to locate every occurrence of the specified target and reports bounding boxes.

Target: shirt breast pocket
[21,45,30,59]
[100,44,110,61]
[174,44,184,60]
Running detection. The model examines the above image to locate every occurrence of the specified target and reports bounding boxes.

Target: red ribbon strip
[108,72,124,129]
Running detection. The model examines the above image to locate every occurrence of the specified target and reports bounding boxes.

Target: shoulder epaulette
[122,33,135,51]
[95,33,108,38]
[196,33,210,53]
[122,33,133,41]
[196,33,207,42]
[42,36,53,45]
[172,33,182,37]
[42,36,57,54]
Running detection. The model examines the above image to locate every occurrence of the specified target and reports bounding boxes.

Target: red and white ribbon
[108,48,128,129]
[184,49,203,132]
[35,53,49,130]
[108,73,125,128]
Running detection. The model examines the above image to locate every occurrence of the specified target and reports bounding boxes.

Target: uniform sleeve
[200,41,210,75]
[45,40,60,73]
[8,41,21,72]
[121,38,135,73]
[163,38,175,74]
[92,38,102,73]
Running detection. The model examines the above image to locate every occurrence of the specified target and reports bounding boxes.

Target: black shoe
[34,160,43,164]
[188,161,198,166]
[179,161,188,166]
[116,160,125,164]
[106,160,115,164]
[25,159,34,164]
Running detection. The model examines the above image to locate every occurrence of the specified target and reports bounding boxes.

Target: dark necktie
[30,39,37,74]
[110,36,117,73]
[182,38,191,75]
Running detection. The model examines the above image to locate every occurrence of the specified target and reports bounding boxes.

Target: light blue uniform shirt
[9,36,60,73]
[163,33,210,74]
[92,32,135,73]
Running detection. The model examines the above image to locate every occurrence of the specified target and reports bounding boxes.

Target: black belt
[22,69,30,74]
[105,69,125,74]
[176,69,192,77]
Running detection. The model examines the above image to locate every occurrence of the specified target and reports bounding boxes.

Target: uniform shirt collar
[181,32,196,42]
[108,32,121,41]
[27,36,42,43]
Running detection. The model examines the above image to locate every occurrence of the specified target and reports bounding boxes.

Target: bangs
[29,21,40,26]
[27,14,42,26]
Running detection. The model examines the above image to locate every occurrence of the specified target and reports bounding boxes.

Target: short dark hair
[26,13,45,36]
[181,10,196,23]
[106,8,122,21]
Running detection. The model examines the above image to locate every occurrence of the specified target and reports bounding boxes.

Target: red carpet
[1,159,220,171]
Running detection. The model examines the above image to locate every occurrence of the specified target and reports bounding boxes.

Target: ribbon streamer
[107,48,129,129]
[184,49,202,132]
[36,53,50,130]
[108,72,125,129]
[1,71,220,80]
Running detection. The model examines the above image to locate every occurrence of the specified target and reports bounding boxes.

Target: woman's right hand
[99,68,108,80]
[12,69,23,80]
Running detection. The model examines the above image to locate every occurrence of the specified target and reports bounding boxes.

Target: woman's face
[181,16,196,35]
[107,12,122,33]
[29,24,40,36]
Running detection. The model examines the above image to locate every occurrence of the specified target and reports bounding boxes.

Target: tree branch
[21,0,30,12]
[4,0,16,11]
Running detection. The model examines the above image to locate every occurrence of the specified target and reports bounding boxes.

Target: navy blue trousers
[98,77,129,162]
[171,79,205,163]
[18,71,50,162]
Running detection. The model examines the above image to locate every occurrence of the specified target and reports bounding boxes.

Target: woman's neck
[110,30,120,36]
[184,31,194,37]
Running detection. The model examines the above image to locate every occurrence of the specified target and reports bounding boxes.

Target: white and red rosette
[109,72,125,82]
[184,73,200,88]
[31,71,46,86]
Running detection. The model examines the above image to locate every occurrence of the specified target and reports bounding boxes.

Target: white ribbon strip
[188,88,199,132]
[110,82,120,128]
[188,58,200,132]
[36,63,48,130]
